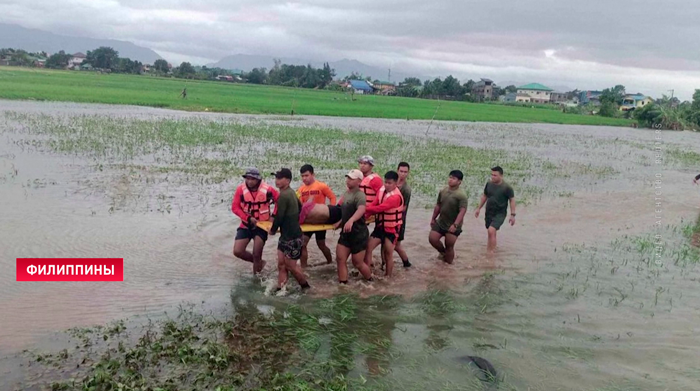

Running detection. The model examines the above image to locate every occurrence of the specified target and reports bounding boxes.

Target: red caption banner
[16,258,124,281]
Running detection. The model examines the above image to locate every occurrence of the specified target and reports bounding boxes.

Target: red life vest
[239,182,273,221]
[360,173,378,205]
[376,186,404,230]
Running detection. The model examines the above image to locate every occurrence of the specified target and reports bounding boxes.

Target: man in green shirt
[429,170,468,264]
[394,162,412,268]
[269,168,310,291]
[474,166,516,253]
[334,169,373,284]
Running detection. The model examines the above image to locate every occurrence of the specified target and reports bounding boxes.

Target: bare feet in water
[253,260,266,275]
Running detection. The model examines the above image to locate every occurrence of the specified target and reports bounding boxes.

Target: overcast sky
[2,0,699,99]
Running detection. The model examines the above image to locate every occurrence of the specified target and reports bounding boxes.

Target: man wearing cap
[232,167,279,274]
[334,169,373,283]
[429,170,468,264]
[358,155,383,214]
[364,171,405,277]
[269,168,310,290]
[474,166,516,253]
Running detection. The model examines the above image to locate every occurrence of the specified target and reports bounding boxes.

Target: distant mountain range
[208,54,419,82]
[0,23,163,64]
[1,23,578,90]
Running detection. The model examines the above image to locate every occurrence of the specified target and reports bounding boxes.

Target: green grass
[0,67,634,126]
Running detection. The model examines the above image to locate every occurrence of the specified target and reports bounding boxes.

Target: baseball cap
[242,167,262,180]
[345,169,364,180]
[358,155,374,165]
[270,168,293,180]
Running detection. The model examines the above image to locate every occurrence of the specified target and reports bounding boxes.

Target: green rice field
[0,67,633,126]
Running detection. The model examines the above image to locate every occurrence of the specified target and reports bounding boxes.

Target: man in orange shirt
[364,171,404,277]
[297,164,337,267]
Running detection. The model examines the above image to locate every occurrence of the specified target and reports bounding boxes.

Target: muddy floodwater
[2,100,700,390]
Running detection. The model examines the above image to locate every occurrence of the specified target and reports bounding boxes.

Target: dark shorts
[398,217,407,242]
[430,222,462,237]
[327,205,342,225]
[338,227,369,255]
[278,237,303,260]
[303,230,327,241]
[235,226,269,242]
[371,226,398,245]
[485,213,506,230]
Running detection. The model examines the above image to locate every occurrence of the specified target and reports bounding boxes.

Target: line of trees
[394,76,517,101]
[634,90,700,130]
[0,48,48,66]
[243,60,336,89]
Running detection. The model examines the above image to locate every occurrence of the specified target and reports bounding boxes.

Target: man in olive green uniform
[429,170,468,264]
[269,168,310,291]
[394,162,412,267]
[335,169,373,283]
[474,166,516,253]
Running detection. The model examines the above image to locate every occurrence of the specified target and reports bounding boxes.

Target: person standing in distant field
[269,168,310,291]
[335,169,373,284]
[180,87,187,99]
[365,171,405,277]
[474,166,516,253]
[394,162,412,268]
[231,168,279,275]
[296,164,337,267]
[429,170,468,264]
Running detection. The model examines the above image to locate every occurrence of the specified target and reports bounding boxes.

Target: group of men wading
[231,155,516,291]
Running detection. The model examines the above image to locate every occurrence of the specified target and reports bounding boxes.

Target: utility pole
[668,89,674,99]
[388,68,391,83]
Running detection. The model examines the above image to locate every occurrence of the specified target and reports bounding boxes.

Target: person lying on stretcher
[299,198,374,225]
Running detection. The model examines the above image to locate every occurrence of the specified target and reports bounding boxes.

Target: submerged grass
[0,67,634,126]
[17,288,514,391]
[1,111,618,207]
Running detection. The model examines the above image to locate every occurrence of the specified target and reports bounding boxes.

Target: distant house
[550,92,568,104]
[620,94,653,111]
[69,52,87,69]
[80,63,93,71]
[579,90,603,105]
[372,80,396,95]
[502,93,532,103]
[348,80,374,94]
[216,75,234,82]
[517,83,554,104]
[472,78,496,101]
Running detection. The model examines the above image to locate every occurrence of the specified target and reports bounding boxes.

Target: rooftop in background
[349,79,373,91]
[518,83,554,91]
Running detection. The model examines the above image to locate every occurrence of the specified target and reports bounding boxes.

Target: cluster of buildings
[475,80,653,111]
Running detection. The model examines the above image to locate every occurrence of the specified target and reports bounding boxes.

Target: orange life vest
[360,173,378,205]
[239,182,273,221]
[376,186,404,230]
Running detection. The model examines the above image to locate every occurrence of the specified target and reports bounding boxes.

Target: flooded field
[1,100,700,390]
